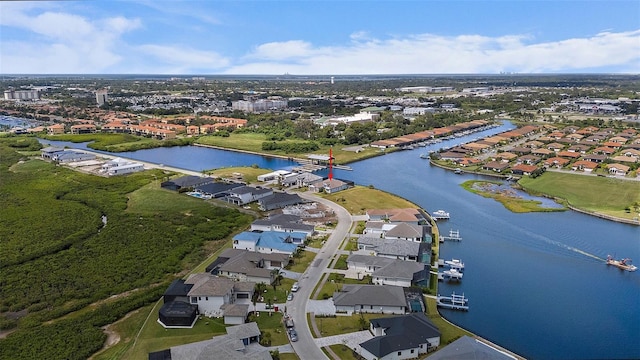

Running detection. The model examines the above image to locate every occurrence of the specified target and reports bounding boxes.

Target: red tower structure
[328,148,333,180]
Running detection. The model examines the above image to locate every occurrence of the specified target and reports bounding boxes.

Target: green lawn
[327,344,360,360]
[195,133,385,164]
[424,297,473,344]
[313,313,389,337]
[315,273,371,300]
[249,311,288,346]
[305,235,328,249]
[286,250,318,273]
[261,278,296,304]
[323,186,418,215]
[519,172,640,220]
[333,254,349,270]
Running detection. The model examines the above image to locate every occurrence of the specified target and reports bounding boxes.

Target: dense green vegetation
[461,180,568,213]
[42,133,194,152]
[0,139,253,359]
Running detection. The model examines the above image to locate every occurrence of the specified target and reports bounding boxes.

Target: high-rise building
[96,89,108,106]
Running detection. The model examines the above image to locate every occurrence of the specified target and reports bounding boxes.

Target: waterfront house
[309,178,352,194]
[250,214,315,236]
[347,254,429,287]
[357,312,441,360]
[366,208,427,224]
[384,223,432,243]
[427,335,518,360]
[510,164,538,176]
[333,284,407,315]
[357,236,427,262]
[148,322,269,360]
[280,172,323,187]
[482,161,510,172]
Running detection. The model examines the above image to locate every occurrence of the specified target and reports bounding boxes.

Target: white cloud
[0,3,140,73]
[227,30,640,75]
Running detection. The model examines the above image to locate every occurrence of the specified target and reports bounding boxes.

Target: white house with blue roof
[232,231,305,255]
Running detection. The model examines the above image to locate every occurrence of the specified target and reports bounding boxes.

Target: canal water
[37,121,640,359]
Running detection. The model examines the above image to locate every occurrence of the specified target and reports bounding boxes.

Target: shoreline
[429,159,639,226]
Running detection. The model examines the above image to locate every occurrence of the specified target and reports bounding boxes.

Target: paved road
[287,192,353,360]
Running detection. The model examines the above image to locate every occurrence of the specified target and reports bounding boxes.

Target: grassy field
[206,166,272,183]
[313,313,390,337]
[286,250,318,273]
[327,344,360,360]
[424,298,473,344]
[461,180,567,213]
[519,172,640,220]
[196,133,385,164]
[323,186,418,215]
[43,133,193,152]
[315,273,371,300]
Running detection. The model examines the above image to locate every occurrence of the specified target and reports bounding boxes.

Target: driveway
[307,299,336,316]
[313,330,373,348]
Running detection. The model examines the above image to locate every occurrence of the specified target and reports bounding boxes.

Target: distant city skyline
[0,1,638,75]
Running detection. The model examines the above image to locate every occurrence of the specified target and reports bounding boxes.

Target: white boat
[442,268,463,280]
[444,259,465,270]
[432,210,450,219]
[606,255,637,272]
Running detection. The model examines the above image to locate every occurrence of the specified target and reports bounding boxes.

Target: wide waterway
[38,121,640,359]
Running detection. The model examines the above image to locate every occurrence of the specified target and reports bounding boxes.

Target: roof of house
[384,223,428,239]
[360,313,441,358]
[233,231,301,253]
[229,186,273,196]
[163,322,271,360]
[195,182,243,195]
[220,303,250,318]
[366,208,425,223]
[358,236,421,257]
[226,321,261,339]
[258,192,304,209]
[185,274,236,297]
[426,335,517,360]
[164,175,212,188]
[164,279,194,297]
[251,214,315,233]
[333,284,406,307]
[373,260,426,279]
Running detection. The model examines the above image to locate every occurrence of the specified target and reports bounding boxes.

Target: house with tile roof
[384,223,432,243]
[358,312,441,360]
[427,335,518,360]
[606,163,630,176]
[357,236,428,262]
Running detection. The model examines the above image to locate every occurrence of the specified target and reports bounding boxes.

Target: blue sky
[1,1,638,74]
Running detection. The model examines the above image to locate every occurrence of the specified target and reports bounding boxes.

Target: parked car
[287,293,294,301]
[288,329,298,342]
[291,283,299,292]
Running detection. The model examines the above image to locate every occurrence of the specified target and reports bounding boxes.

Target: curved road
[287,192,353,360]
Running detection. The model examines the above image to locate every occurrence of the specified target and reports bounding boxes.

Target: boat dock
[441,268,463,281]
[439,229,462,242]
[431,210,450,220]
[437,292,469,311]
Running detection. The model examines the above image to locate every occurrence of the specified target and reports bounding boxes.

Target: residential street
[286,192,353,360]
